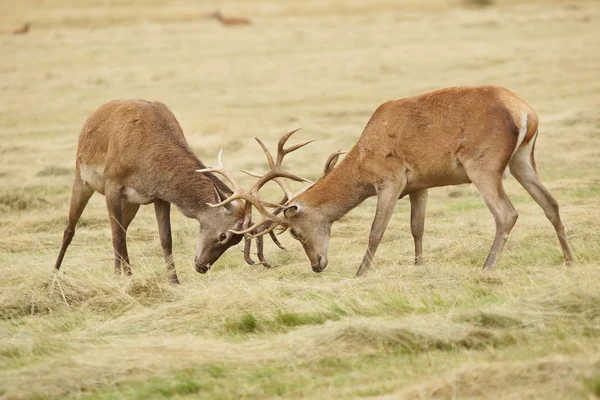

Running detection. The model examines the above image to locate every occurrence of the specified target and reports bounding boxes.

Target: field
[1,0,600,398]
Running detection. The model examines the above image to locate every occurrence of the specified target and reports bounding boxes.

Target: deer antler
[323,149,346,177]
[198,129,312,266]
[233,128,313,235]
[196,148,284,233]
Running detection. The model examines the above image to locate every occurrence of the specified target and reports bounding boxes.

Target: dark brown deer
[207,86,573,276]
[53,99,276,284]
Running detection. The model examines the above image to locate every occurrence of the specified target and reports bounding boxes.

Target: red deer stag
[206,86,573,276]
[53,99,277,284]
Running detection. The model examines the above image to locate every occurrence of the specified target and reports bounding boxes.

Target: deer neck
[295,150,372,222]
[152,151,232,219]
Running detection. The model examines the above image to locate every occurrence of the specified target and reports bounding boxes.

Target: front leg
[154,199,180,285]
[409,189,428,265]
[355,182,404,277]
[105,183,131,276]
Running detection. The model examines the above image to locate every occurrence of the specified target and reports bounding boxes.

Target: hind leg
[409,189,428,265]
[120,201,140,276]
[509,147,573,264]
[154,199,179,285]
[54,172,95,271]
[122,202,140,232]
[468,169,519,270]
[105,182,132,276]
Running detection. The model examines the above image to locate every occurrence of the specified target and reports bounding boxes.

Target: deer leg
[105,184,131,276]
[122,202,140,231]
[409,189,428,265]
[154,199,179,285]
[54,172,94,271]
[469,171,518,270]
[120,201,140,276]
[509,148,573,264]
[356,183,403,277]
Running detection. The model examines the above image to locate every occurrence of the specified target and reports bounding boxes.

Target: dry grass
[1,0,600,398]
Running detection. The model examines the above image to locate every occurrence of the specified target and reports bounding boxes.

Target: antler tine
[240,169,263,178]
[217,147,223,165]
[205,193,243,208]
[231,213,277,235]
[253,170,311,193]
[196,148,242,190]
[322,149,346,177]
[228,190,286,235]
[277,128,302,154]
[273,179,292,203]
[256,236,273,268]
[268,230,286,250]
[277,128,315,164]
[281,140,315,158]
[236,218,279,237]
[255,137,275,168]
[241,170,293,203]
[197,148,256,211]
[243,237,256,265]
[325,149,346,166]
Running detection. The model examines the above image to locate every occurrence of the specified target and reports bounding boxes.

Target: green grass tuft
[584,374,600,397]
[275,310,330,327]
[225,312,259,334]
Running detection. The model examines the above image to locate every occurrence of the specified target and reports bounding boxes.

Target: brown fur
[282,86,572,276]
[54,100,245,284]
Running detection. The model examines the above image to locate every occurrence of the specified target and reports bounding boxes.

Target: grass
[1,0,600,398]
[584,375,600,398]
[463,0,494,7]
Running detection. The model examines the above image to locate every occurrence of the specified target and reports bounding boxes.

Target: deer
[11,22,30,35]
[202,86,573,277]
[209,10,251,26]
[53,99,281,284]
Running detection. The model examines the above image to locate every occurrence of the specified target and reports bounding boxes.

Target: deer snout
[194,258,212,274]
[311,255,328,273]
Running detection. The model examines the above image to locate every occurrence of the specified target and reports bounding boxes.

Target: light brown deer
[209,10,251,26]
[207,86,573,277]
[53,99,276,284]
[12,22,30,35]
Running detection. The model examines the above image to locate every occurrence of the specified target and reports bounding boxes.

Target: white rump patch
[504,113,529,179]
[512,113,529,157]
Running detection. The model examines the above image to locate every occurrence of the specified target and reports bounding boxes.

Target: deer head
[201,130,347,273]
[280,202,332,272]
[278,149,345,272]
[197,133,313,268]
[193,185,245,273]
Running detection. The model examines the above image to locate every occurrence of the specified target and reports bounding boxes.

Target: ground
[1,0,600,398]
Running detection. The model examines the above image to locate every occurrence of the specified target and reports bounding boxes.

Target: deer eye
[290,229,299,239]
[219,233,227,241]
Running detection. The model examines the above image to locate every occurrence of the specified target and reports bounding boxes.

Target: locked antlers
[197,128,313,266]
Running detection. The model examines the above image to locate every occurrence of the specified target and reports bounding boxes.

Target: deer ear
[213,185,226,203]
[283,204,299,219]
[213,185,238,214]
